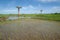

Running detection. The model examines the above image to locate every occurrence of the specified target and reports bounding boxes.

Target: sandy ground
[0,19,60,40]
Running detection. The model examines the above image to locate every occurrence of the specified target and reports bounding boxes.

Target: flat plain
[0,19,60,40]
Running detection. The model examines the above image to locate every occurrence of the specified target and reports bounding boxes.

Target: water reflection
[7,16,31,20]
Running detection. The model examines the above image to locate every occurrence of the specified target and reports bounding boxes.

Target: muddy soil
[0,19,60,40]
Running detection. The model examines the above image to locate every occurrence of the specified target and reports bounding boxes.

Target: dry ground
[0,19,60,40]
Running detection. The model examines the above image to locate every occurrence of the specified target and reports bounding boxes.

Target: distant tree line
[54,13,60,14]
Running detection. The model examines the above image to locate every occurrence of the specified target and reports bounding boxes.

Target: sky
[0,0,60,14]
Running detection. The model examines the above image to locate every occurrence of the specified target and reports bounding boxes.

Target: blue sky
[0,0,60,14]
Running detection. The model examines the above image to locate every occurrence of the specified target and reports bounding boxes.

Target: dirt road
[0,19,60,40]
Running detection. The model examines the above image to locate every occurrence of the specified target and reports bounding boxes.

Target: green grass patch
[32,14,60,21]
[0,32,2,40]
[0,13,60,21]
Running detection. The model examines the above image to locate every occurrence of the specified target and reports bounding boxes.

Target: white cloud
[0,4,60,14]
[22,5,36,10]
[50,6,60,13]
[43,6,60,13]
[0,8,17,14]
[3,10,16,12]
[21,5,38,14]
[37,0,59,2]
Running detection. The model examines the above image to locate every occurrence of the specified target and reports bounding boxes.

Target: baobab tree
[16,6,22,18]
[40,10,43,14]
